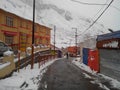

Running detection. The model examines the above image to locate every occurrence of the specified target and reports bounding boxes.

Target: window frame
[6,16,14,27]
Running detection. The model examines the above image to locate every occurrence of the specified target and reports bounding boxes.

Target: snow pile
[0,77,25,90]
[14,57,24,63]
[73,57,96,74]
[0,62,10,70]
[3,50,13,56]
[72,58,120,90]
[26,47,31,50]
[0,59,56,90]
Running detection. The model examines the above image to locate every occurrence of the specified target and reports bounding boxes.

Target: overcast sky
[47,0,120,31]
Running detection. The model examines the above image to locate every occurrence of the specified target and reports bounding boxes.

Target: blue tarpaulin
[97,31,120,41]
[83,48,89,65]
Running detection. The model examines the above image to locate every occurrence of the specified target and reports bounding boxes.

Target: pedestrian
[66,52,69,59]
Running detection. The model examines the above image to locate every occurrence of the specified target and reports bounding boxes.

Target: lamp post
[31,0,35,69]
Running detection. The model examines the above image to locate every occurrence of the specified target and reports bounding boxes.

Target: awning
[2,30,17,36]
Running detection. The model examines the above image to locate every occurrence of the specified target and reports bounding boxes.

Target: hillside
[0,0,109,48]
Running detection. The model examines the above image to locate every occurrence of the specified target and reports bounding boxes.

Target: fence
[0,50,57,79]
[15,51,57,71]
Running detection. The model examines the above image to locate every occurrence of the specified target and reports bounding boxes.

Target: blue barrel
[83,48,89,65]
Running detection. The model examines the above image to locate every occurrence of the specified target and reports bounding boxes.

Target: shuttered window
[5,35,13,45]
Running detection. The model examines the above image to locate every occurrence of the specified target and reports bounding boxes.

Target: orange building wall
[0,9,19,45]
[0,9,51,52]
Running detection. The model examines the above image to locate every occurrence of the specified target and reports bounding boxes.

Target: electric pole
[72,27,77,56]
[54,25,56,57]
[31,0,35,69]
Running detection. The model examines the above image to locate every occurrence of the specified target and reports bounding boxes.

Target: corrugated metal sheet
[97,31,120,41]
[99,49,120,81]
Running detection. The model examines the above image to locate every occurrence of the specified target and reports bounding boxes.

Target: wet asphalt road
[38,58,104,90]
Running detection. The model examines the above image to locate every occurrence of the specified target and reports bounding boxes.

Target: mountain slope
[0,0,109,48]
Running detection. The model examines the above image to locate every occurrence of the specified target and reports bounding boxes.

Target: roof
[97,30,120,41]
[0,8,51,30]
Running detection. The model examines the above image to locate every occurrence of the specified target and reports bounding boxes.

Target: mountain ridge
[0,0,109,47]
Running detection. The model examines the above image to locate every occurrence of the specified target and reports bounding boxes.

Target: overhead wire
[91,0,109,19]
[77,0,114,35]
[79,0,109,37]
[71,0,120,12]
[71,0,108,5]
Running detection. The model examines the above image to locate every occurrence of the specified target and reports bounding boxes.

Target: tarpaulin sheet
[83,48,89,65]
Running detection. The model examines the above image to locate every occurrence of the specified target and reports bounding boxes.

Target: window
[20,21,22,27]
[6,16,14,27]
[5,35,13,45]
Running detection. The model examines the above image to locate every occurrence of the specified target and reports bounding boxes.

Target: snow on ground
[0,58,58,90]
[0,62,10,70]
[72,58,120,90]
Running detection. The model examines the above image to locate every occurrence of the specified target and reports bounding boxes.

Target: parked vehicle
[0,41,13,56]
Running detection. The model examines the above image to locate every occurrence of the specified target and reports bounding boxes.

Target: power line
[71,0,120,12]
[81,0,114,35]
[71,0,109,5]
[91,0,109,19]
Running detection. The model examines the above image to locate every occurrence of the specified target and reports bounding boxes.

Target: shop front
[97,31,120,81]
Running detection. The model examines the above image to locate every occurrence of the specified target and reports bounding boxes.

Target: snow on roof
[3,50,13,56]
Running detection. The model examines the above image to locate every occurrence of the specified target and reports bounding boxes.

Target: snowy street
[0,57,120,90]
[38,57,120,90]
[0,0,120,90]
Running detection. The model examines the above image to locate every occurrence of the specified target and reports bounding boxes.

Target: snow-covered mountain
[0,0,109,48]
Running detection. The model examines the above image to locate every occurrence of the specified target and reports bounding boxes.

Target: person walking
[66,52,69,59]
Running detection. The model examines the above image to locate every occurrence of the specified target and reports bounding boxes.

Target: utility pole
[72,27,77,56]
[31,0,35,69]
[69,39,71,46]
[54,25,56,57]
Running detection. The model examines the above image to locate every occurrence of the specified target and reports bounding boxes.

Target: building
[67,46,77,57]
[0,8,51,53]
[97,31,120,81]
